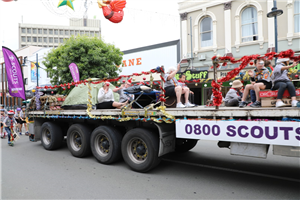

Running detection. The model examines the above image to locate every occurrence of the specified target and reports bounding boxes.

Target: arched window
[200,17,213,47]
[295,0,300,33]
[241,7,258,42]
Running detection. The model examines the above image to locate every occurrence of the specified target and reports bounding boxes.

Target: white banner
[176,120,300,147]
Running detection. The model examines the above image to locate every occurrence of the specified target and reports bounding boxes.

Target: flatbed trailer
[28,106,300,172]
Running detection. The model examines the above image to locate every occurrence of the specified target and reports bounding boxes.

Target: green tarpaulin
[62,82,119,107]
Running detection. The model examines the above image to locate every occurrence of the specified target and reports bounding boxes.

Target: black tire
[67,124,92,158]
[90,126,123,164]
[41,122,64,150]
[121,128,161,172]
[175,139,198,153]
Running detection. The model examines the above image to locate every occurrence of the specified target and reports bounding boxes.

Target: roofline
[122,40,180,54]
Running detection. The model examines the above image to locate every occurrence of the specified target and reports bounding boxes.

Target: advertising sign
[68,63,80,82]
[176,120,300,147]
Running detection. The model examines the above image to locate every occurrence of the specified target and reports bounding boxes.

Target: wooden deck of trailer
[28,106,300,119]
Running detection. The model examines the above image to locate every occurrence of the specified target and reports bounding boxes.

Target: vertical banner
[68,63,80,82]
[2,46,26,100]
[30,62,40,82]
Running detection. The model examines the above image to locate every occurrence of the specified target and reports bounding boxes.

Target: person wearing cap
[97,82,127,109]
[20,105,29,135]
[3,110,17,145]
[224,80,244,107]
[271,58,298,107]
[113,79,134,103]
[14,107,23,135]
[0,109,7,139]
[239,59,272,108]
[164,63,194,108]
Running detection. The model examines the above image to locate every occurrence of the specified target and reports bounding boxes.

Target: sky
[0,0,181,51]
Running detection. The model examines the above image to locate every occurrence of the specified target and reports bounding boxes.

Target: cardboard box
[261,96,300,107]
[259,89,300,98]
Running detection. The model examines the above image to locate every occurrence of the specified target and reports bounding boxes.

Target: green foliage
[43,35,123,94]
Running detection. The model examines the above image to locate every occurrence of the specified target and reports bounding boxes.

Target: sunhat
[276,58,290,64]
[232,80,243,88]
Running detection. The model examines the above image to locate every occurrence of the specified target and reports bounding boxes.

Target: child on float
[271,58,298,107]
[178,74,195,105]
[0,109,7,139]
[239,59,272,108]
[224,80,243,107]
[20,105,29,135]
[14,107,23,135]
[3,110,17,145]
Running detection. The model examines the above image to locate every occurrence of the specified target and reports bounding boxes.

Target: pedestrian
[1,109,7,139]
[20,105,29,135]
[14,107,23,135]
[3,110,18,146]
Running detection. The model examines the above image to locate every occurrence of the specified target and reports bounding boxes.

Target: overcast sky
[0,0,181,51]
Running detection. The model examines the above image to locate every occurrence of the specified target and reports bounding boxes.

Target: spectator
[20,105,29,136]
[239,59,272,108]
[164,64,193,108]
[113,79,134,103]
[14,107,22,135]
[178,74,195,105]
[224,80,243,107]
[1,109,6,139]
[97,82,127,109]
[271,58,298,107]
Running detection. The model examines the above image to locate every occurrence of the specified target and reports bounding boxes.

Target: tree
[43,35,123,94]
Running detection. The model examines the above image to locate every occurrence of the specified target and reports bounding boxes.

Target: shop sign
[176,70,208,81]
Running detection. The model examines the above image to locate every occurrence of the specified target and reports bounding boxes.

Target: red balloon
[2,0,14,2]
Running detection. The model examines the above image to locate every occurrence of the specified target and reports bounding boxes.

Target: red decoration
[98,0,126,23]
[143,77,146,80]
[2,0,13,2]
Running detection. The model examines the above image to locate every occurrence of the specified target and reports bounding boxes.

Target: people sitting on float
[164,64,194,108]
[97,82,127,109]
[224,80,243,107]
[178,74,195,104]
[271,58,298,107]
[248,60,274,105]
[239,59,272,108]
[113,79,134,103]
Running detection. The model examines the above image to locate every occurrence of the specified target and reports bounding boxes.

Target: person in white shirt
[97,82,127,109]
[164,63,194,108]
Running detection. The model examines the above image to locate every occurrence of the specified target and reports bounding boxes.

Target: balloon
[98,0,126,23]
[2,0,14,2]
[58,0,75,10]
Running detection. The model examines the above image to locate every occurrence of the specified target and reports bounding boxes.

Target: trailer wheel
[122,128,161,172]
[41,122,64,150]
[175,139,198,153]
[90,126,123,164]
[67,124,92,158]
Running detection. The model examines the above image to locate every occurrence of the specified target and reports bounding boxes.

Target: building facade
[19,18,101,48]
[178,0,300,105]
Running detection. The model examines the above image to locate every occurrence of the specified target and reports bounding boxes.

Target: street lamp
[267,0,283,57]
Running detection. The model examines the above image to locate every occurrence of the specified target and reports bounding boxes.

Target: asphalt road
[1,135,299,199]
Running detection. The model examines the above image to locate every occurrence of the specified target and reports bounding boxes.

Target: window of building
[241,7,258,42]
[75,30,79,35]
[38,29,42,34]
[27,28,31,34]
[21,45,26,48]
[38,37,42,42]
[54,29,58,35]
[33,28,37,34]
[60,38,64,43]
[65,30,69,35]
[295,0,300,33]
[60,30,64,35]
[33,37,37,42]
[43,37,47,43]
[90,32,94,36]
[54,38,58,43]
[80,31,84,35]
[43,45,48,47]
[43,29,48,34]
[27,37,31,42]
[21,28,26,34]
[95,31,99,36]
[200,17,213,47]
[49,29,53,35]
[21,36,26,42]
[70,30,74,35]
[49,38,53,43]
